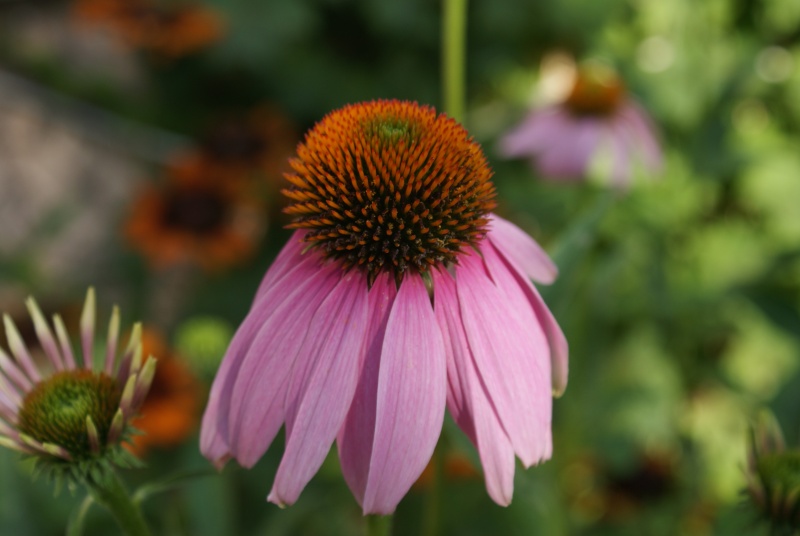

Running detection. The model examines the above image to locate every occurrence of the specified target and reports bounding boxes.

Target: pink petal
[268,272,370,506]
[337,272,398,507]
[0,348,32,393]
[604,119,634,186]
[619,101,663,172]
[225,262,342,468]
[361,274,447,514]
[456,250,552,467]
[254,231,308,301]
[434,270,515,506]
[200,244,329,466]
[488,242,569,397]
[498,107,565,157]
[487,214,557,285]
[536,118,601,179]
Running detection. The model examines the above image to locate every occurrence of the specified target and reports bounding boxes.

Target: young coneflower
[499,62,662,188]
[0,288,156,483]
[73,0,224,59]
[745,412,800,532]
[201,99,569,514]
[124,154,266,272]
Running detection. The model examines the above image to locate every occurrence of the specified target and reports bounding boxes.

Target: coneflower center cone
[282,100,497,283]
[564,65,625,117]
[17,370,121,459]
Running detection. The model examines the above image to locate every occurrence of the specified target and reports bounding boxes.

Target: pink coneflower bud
[0,289,156,482]
[200,99,568,514]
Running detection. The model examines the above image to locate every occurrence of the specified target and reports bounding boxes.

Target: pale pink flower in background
[200,100,568,514]
[499,63,662,188]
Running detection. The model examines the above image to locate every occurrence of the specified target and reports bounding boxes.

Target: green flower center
[17,370,122,460]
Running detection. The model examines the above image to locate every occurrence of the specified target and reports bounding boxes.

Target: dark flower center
[202,123,267,164]
[17,370,121,459]
[282,100,496,283]
[564,65,625,117]
[162,190,228,234]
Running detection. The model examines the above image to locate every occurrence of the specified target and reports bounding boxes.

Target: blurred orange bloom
[73,0,224,58]
[125,154,266,272]
[198,106,299,185]
[128,329,201,455]
[413,450,481,490]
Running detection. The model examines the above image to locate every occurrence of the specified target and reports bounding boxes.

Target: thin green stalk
[422,445,443,536]
[442,0,468,123]
[366,514,392,536]
[84,469,152,536]
[66,495,94,536]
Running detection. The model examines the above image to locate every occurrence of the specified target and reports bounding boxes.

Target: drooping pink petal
[498,107,565,157]
[360,274,447,514]
[254,231,308,301]
[200,246,327,466]
[487,214,557,285]
[536,117,601,179]
[456,250,552,467]
[224,261,342,468]
[488,242,569,397]
[337,272,397,506]
[618,101,663,172]
[268,272,370,506]
[433,270,515,506]
[604,119,634,186]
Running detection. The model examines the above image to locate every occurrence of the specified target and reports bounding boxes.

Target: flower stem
[442,0,468,123]
[366,514,392,536]
[422,445,443,536]
[66,495,94,536]
[84,468,152,536]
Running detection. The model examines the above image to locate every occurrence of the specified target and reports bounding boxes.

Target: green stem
[442,0,468,123]
[84,469,152,536]
[422,445,443,536]
[66,495,94,536]
[366,514,392,536]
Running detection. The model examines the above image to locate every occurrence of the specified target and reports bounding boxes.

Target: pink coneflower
[0,289,156,478]
[200,100,568,514]
[499,63,662,187]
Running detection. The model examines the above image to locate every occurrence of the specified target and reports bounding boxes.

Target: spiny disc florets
[17,370,121,460]
[283,100,496,282]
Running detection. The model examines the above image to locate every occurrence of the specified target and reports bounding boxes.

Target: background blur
[1,0,799,535]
